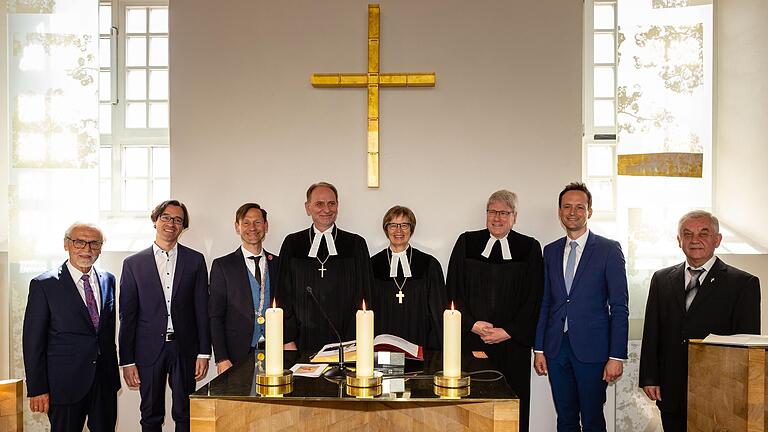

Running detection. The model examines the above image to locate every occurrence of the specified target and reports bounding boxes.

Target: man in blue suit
[119,200,211,432]
[209,203,296,375]
[23,222,121,432]
[534,182,629,432]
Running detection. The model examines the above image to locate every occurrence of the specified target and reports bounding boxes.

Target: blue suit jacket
[534,231,628,362]
[208,247,280,365]
[118,244,211,366]
[23,262,121,404]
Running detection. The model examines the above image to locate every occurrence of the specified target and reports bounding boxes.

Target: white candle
[356,300,374,377]
[265,300,283,376]
[443,302,461,377]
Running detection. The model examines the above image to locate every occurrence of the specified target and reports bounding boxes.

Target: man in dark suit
[639,210,760,431]
[209,203,296,374]
[23,222,121,432]
[119,200,211,432]
[534,182,629,432]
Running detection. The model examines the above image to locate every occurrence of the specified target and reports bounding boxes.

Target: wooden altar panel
[0,379,23,432]
[687,343,766,431]
[191,398,519,432]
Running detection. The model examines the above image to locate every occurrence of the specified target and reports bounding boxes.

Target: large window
[99,0,169,216]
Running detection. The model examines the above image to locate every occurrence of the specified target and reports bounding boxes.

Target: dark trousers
[490,342,531,432]
[661,410,687,431]
[137,340,196,432]
[48,359,117,432]
[547,333,608,432]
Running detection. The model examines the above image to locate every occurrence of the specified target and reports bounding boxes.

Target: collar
[153,242,178,258]
[481,233,512,260]
[309,224,338,257]
[566,230,590,250]
[686,255,717,273]
[389,246,412,277]
[241,245,264,260]
[66,260,96,283]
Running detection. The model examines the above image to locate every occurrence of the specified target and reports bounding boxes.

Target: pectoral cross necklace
[309,228,337,278]
[388,247,412,304]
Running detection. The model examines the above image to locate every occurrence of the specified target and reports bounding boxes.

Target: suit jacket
[23,262,121,404]
[639,257,760,412]
[118,244,211,366]
[534,231,629,362]
[208,247,280,365]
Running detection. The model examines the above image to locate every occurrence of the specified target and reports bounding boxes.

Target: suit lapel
[668,263,687,313]
[234,247,255,310]
[569,233,596,295]
[171,245,185,303]
[688,257,724,314]
[552,238,568,294]
[59,263,96,333]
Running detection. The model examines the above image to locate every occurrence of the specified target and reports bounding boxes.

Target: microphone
[305,286,346,378]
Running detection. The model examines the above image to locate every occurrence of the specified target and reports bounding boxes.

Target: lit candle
[265,300,283,376]
[356,299,374,377]
[443,302,461,377]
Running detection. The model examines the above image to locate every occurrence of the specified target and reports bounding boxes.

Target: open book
[310,334,423,363]
[701,333,768,346]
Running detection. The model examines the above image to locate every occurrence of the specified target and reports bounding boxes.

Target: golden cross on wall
[311,4,436,188]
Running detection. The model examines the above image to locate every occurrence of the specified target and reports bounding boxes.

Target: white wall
[170,1,582,431]
[714,0,768,249]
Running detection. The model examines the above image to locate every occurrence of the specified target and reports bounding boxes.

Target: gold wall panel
[617,152,703,177]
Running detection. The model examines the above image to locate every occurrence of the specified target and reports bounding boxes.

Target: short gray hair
[487,190,518,214]
[678,210,719,235]
[64,222,105,242]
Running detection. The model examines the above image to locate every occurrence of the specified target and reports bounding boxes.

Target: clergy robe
[371,246,447,350]
[446,228,544,432]
[277,226,374,351]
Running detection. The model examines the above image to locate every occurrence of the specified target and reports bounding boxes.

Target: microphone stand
[306,286,347,378]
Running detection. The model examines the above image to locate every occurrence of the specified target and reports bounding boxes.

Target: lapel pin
[710,278,715,283]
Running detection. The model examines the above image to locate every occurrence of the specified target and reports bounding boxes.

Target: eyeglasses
[66,237,103,250]
[486,209,513,218]
[158,214,184,225]
[386,223,412,231]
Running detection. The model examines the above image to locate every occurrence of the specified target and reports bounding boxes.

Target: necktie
[248,256,262,285]
[81,274,100,330]
[564,241,578,294]
[685,268,704,311]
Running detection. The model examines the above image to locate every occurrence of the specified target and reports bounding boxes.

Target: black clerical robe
[276,226,374,351]
[371,247,447,350]
[446,228,544,432]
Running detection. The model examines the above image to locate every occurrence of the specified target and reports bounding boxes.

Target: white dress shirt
[684,255,717,288]
[153,243,177,333]
[241,245,266,282]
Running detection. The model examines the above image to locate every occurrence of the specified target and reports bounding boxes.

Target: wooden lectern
[688,340,766,431]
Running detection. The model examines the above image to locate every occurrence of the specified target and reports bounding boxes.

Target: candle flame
[362,299,367,311]
[272,299,276,308]
[450,301,455,311]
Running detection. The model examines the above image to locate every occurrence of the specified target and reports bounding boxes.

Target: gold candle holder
[433,384,471,399]
[256,383,293,397]
[345,371,383,388]
[346,384,383,398]
[433,372,470,388]
[255,369,294,387]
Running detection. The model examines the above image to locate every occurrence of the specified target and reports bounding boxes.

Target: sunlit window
[99,0,170,216]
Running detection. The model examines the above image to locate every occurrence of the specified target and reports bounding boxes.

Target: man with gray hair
[446,189,544,432]
[639,210,760,431]
[23,222,120,431]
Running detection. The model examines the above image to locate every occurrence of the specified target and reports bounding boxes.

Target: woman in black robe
[370,206,447,350]
[446,190,544,432]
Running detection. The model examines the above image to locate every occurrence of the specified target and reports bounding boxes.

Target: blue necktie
[565,241,578,294]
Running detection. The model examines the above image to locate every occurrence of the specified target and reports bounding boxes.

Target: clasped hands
[472,320,511,344]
